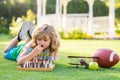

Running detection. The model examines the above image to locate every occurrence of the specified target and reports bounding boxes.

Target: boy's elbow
[17,58,24,65]
[17,59,21,65]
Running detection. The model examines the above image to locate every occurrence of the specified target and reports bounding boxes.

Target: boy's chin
[43,47,48,50]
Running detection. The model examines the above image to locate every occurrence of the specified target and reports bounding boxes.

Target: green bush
[0,18,8,34]
[115,18,120,36]
[115,29,120,34]
[58,28,94,39]
[68,0,88,13]
[93,0,109,16]
[115,7,120,19]
[72,29,83,39]
[46,0,56,14]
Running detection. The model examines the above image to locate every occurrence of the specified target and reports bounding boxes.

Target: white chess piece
[49,60,54,68]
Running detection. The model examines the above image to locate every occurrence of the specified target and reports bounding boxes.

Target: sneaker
[18,21,34,41]
[27,22,34,38]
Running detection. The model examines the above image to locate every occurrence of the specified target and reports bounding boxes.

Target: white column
[86,0,94,35]
[37,0,42,26]
[109,0,115,38]
[56,0,61,28]
[56,0,61,14]
[42,0,47,16]
[61,0,71,30]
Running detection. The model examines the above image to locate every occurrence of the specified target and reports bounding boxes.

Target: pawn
[20,64,24,68]
[36,62,38,68]
[49,60,54,68]
[31,62,34,68]
[40,62,44,68]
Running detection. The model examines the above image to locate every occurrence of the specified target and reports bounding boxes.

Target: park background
[0,0,120,38]
[0,0,120,80]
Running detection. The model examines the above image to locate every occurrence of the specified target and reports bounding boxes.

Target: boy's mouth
[41,45,43,47]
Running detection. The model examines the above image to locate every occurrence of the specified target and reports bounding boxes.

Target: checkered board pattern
[17,57,55,71]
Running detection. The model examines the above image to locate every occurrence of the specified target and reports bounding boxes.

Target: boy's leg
[3,21,34,54]
[21,21,34,44]
[3,36,30,56]
[27,21,34,38]
[18,21,34,41]
[3,36,19,54]
[24,36,31,44]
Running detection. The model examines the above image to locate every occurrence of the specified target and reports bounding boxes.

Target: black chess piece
[36,62,38,68]
[20,64,24,68]
[40,62,44,68]
[31,62,34,68]
[47,64,49,68]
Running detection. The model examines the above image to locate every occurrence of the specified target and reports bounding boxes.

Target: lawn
[0,35,120,80]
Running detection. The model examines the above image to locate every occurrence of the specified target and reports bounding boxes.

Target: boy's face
[36,35,51,50]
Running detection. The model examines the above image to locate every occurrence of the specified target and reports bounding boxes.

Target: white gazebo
[37,0,115,39]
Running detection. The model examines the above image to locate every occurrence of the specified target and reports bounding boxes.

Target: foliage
[68,0,109,16]
[93,0,109,16]
[115,0,120,2]
[115,1,120,8]
[0,0,36,34]
[115,7,120,19]
[9,9,36,36]
[46,0,56,14]
[0,17,8,34]
[115,1,120,19]
[115,29,120,36]
[115,19,120,36]
[59,28,94,39]
[0,1,10,34]
[68,0,88,13]
[22,9,36,23]
[3,0,36,22]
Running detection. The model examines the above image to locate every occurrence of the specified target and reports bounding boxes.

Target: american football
[92,48,119,68]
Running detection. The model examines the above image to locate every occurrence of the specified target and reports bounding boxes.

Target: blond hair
[30,24,60,52]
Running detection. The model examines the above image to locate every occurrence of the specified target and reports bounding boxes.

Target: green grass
[0,35,120,80]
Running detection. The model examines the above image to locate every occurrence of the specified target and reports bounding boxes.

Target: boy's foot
[18,21,34,41]
[28,22,34,38]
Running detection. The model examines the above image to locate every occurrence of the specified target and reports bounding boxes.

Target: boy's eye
[44,39,48,41]
[38,39,41,41]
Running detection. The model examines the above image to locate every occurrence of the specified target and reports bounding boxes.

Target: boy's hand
[35,45,43,52]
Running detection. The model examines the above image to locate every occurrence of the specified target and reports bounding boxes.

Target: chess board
[17,64,55,71]
[17,57,55,71]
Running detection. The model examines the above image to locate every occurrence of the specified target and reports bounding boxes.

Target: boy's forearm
[17,48,40,65]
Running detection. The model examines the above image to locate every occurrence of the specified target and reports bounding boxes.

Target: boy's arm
[17,45,42,65]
